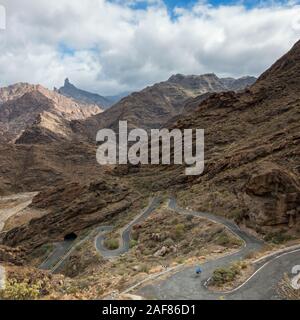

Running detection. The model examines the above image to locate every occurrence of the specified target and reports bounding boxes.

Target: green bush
[211,264,241,286]
[131,230,139,241]
[215,232,243,247]
[164,238,175,247]
[0,279,43,300]
[173,224,185,239]
[104,238,119,250]
[129,239,138,248]
[264,232,293,244]
[215,233,231,246]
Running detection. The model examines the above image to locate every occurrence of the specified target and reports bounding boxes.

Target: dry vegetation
[209,260,254,291]
[0,265,66,300]
[277,274,300,300]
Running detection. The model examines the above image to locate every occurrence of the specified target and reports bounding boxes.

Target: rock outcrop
[0,245,25,265]
[58,78,113,109]
[245,163,300,228]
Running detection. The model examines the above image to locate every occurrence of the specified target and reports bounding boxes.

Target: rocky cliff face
[244,163,300,229]
[1,180,135,252]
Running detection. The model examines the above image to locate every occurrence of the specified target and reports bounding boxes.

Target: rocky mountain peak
[58,78,113,109]
[64,78,72,88]
[254,39,300,90]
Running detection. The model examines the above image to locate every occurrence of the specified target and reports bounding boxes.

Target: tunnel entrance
[64,232,77,241]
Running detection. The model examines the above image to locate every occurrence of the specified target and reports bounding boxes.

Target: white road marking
[222,248,300,294]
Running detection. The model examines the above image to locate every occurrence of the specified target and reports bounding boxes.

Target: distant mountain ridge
[0,73,256,144]
[57,79,128,109]
[167,73,256,92]
[71,73,256,140]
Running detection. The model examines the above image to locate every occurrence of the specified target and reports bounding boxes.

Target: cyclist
[195,266,202,276]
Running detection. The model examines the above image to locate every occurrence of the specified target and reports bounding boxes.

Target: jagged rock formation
[58,78,114,109]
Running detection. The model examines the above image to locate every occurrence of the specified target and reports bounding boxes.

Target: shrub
[215,232,243,247]
[172,218,179,225]
[0,279,43,300]
[211,264,241,286]
[104,238,119,250]
[264,232,293,244]
[185,215,194,222]
[173,224,185,239]
[216,233,229,246]
[140,264,149,273]
[131,231,139,241]
[129,240,138,248]
[236,261,248,270]
[164,238,175,247]
[230,208,244,222]
[244,251,256,260]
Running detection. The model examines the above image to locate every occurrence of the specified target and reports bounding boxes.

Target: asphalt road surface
[37,196,299,300]
[136,199,300,300]
[95,197,161,258]
[39,241,76,270]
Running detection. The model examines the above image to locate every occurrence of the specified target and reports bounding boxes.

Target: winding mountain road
[40,226,113,272]
[40,198,161,270]
[39,241,76,271]
[135,198,300,300]
[95,197,161,258]
[36,195,299,300]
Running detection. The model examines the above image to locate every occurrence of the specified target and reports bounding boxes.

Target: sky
[0,0,300,95]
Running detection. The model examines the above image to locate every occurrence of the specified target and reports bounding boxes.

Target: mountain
[167,73,256,92]
[0,41,299,300]
[220,76,257,91]
[135,40,300,235]
[72,73,256,141]
[0,83,37,104]
[57,78,124,109]
[0,83,103,144]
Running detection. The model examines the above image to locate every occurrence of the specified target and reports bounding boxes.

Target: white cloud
[0,0,299,95]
